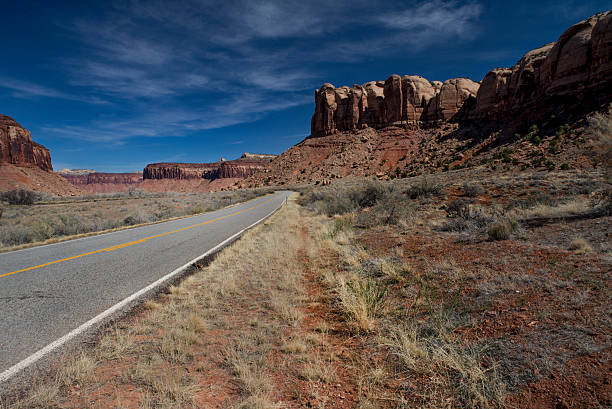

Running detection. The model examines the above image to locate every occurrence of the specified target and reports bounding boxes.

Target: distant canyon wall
[311,11,612,137]
[59,172,143,186]
[142,153,276,181]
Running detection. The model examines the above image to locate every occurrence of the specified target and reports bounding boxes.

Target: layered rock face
[143,153,276,181]
[0,115,53,171]
[60,172,143,186]
[143,163,218,180]
[311,76,479,136]
[310,11,612,137]
[472,11,612,122]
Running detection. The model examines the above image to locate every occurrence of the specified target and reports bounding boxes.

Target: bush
[405,178,443,199]
[486,220,517,241]
[511,192,557,209]
[442,199,496,232]
[0,189,41,205]
[299,181,415,225]
[462,182,484,197]
[446,199,472,218]
[328,214,353,238]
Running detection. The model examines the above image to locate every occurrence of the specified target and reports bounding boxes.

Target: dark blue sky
[1,1,610,172]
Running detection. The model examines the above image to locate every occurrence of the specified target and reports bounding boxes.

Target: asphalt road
[0,191,289,381]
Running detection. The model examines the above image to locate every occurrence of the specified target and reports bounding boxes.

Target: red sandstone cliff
[143,153,276,181]
[471,11,612,124]
[310,76,479,137]
[0,115,85,195]
[59,172,143,186]
[0,115,52,171]
[310,11,612,138]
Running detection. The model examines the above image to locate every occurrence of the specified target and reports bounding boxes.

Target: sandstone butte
[0,114,52,171]
[0,115,85,196]
[310,11,612,137]
[58,171,143,186]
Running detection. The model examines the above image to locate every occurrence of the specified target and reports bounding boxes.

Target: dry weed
[569,237,593,253]
[57,354,96,387]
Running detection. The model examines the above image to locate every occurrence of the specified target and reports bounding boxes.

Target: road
[0,191,289,383]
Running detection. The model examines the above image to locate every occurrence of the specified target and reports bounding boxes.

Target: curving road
[0,191,289,384]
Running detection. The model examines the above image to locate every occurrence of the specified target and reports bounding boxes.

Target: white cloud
[379,1,483,45]
[22,0,484,146]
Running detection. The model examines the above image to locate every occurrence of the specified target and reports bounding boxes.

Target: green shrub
[346,278,388,317]
[405,178,443,199]
[462,183,484,197]
[0,189,41,205]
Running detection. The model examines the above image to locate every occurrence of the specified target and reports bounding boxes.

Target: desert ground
[3,164,610,408]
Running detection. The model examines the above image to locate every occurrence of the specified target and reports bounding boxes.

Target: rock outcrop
[310,11,612,137]
[471,11,612,122]
[310,76,479,136]
[60,172,143,186]
[0,115,52,171]
[143,154,276,181]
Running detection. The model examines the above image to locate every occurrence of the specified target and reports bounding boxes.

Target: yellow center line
[0,194,279,279]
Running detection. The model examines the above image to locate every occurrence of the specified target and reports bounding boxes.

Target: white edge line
[0,193,287,384]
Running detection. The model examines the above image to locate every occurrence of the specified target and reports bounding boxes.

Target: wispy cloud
[0,77,107,104]
[380,1,482,35]
[11,0,484,145]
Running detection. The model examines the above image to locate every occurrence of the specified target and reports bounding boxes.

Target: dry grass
[5,384,59,409]
[57,354,96,387]
[301,187,513,408]
[509,197,591,220]
[568,237,593,253]
[382,324,506,408]
[337,276,388,332]
[299,357,336,383]
[281,338,309,354]
[0,188,271,251]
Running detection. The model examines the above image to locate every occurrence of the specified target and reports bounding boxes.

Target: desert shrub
[350,182,387,208]
[568,237,593,253]
[405,178,443,199]
[442,199,496,232]
[356,186,415,226]
[486,220,517,241]
[0,189,41,205]
[328,214,353,238]
[585,104,612,148]
[462,182,485,197]
[511,192,557,210]
[446,199,472,218]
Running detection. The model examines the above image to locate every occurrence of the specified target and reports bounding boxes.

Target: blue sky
[1,1,610,172]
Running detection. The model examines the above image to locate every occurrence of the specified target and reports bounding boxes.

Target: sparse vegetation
[0,188,272,250]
